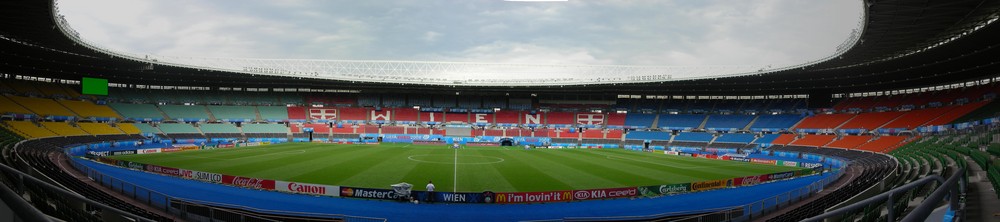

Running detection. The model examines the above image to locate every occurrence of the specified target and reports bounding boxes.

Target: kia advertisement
[495,191,573,203]
[276,181,339,197]
[222,175,276,190]
[572,187,637,200]
[144,165,184,177]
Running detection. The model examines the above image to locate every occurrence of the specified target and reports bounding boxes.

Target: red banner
[495,191,572,203]
[222,175,276,190]
[732,174,771,187]
[161,147,183,153]
[751,158,777,165]
[145,165,184,177]
[572,187,637,200]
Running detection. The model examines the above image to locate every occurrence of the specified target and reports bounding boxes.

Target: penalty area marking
[406,154,505,165]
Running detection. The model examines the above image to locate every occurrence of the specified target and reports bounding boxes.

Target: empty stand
[856,136,907,153]
[770,134,797,145]
[7,95,77,117]
[132,123,162,134]
[58,100,122,119]
[242,124,289,134]
[116,123,142,134]
[624,131,671,141]
[109,103,165,120]
[794,114,854,129]
[881,107,954,129]
[0,96,33,114]
[159,105,210,121]
[200,123,241,134]
[495,111,520,125]
[750,114,802,130]
[158,123,201,134]
[658,114,705,129]
[624,114,656,128]
[207,106,257,121]
[713,133,755,144]
[546,112,575,125]
[673,132,714,142]
[825,135,873,149]
[256,106,289,121]
[39,122,88,136]
[3,121,56,138]
[393,108,419,123]
[287,106,308,121]
[703,115,754,130]
[77,123,123,135]
[838,112,903,130]
[789,134,836,147]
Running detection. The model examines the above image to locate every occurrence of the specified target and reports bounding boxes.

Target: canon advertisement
[276,181,340,197]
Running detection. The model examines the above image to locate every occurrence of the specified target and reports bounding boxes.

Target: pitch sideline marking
[453,149,458,193]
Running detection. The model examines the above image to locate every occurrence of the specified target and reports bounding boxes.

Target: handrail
[0,160,155,222]
[0,176,50,222]
[802,166,964,222]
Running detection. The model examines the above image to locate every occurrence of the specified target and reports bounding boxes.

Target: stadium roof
[1,0,999,95]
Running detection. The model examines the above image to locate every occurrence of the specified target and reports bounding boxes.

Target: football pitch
[109,143,802,192]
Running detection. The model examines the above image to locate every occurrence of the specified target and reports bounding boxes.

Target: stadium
[1,0,999,222]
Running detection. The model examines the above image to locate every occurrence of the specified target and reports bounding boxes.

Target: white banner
[275,181,340,197]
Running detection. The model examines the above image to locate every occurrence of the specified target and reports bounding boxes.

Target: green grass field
[110,143,802,192]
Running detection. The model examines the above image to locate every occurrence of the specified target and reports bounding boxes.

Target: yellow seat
[78,122,123,135]
[117,123,142,134]
[40,122,88,136]
[0,96,33,115]
[58,100,122,118]
[3,121,57,138]
[7,96,77,117]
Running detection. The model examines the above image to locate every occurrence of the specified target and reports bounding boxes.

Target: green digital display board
[81,77,108,96]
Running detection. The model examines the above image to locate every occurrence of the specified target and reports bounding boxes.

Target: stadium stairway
[743,115,761,131]
[696,115,709,130]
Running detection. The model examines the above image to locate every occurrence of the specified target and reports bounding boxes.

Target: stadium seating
[924,101,988,125]
[287,106,308,121]
[659,114,705,129]
[673,132,714,142]
[77,122,123,135]
[433,95,456,107]
[770,134,797,145]
[339,108,368,122]
[605,113,626,127]
[207,106,257,121]
[713,133,756,144]
[199,123,241,134]
[109,103,165,120]
[6,95,77,117]
[383,95,406,107]
[794,114,854,129]
[393,108,419,123]
[39,122,88,136]
[624,114,656,128]
[624,131,671,141]
[703,115,754,130]
[3,121,57,138]
[856,136,907,153]
[158,123,201,134]
[749,114,802,131]
[495,111,520,125]
[0,96,33,114]
[116,123,142,134]
[838,112,904,130]
[880,107,953,129]
[755,134,781,144]
[58,100,122,119]
[789,134,836,147]
[546,112,575,125]
[581,129,604,139]
[159,105,210,121]
[382,126,405,134]
[408,95,432,107]
[242,124,289,134]
[257,106,289,121]
[605,129,623,139]
[132,123,162,134]
[825,135,873,149]
[446,112,468,123]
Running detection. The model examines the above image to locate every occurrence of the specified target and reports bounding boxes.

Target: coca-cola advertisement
[222,175,276,190]
[276,181,339,197]
[732,174,771,187]
[572,187,637,200]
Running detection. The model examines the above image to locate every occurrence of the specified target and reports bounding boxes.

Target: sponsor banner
[111,150,137,156]
[495,191,573,203]
[637,183,691,197]
[413,140,446,145]
[678,153,693,157]
[430,192,485,203]
[466,142,500,147]
[801,162,823,168]
[690,179,729,192]
[218,144,235,148]
[145,165,184,177]
[732,174,771,187]
[118,161,145,170]
[161,147,183,153]
[751,158,777,165]
[186,170,224,183]
[729,156,750,162]
[88,151,110,157]
[573,187,637,200]
[770,171,796,181]
[222,175,276,190]
[796,169,815,176]
[276,181,340,197]
[663,151,679,155]
[137,148,161,154]
[179,146,199,151]
[719,156,731,161]
[780,160,799,167]
[97,157,118,165]
[340,187,400,200]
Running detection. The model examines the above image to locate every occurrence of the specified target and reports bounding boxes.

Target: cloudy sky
[58,0,861,67]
